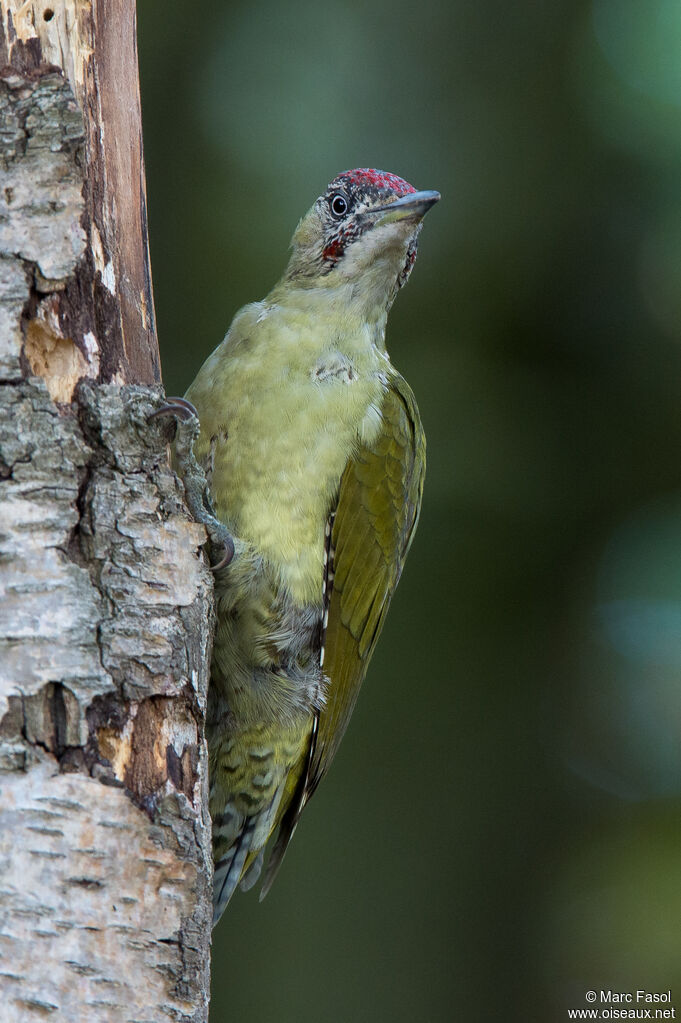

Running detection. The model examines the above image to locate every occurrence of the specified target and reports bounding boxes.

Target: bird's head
[285,168,440,311]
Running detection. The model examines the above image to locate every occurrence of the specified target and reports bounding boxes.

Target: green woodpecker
[174,168,438,924]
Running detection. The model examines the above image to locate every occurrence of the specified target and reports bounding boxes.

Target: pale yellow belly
[208,369,383,604]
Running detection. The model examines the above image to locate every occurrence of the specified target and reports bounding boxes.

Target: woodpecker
[170,169,438,924]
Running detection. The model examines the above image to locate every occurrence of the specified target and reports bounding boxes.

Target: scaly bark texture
[0,5,214,1021]
[0,380,214,1022]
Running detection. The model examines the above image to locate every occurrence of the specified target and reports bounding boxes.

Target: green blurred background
[137,2,681,1019]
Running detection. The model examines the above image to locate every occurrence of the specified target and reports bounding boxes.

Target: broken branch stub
[1,0,160,391]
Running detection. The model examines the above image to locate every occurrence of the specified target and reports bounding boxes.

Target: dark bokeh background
[138,2,681,1019]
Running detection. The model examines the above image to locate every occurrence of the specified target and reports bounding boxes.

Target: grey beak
[372,189,441,227]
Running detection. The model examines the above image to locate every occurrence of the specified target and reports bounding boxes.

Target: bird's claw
[149,396,199,423]
[149,396,235,572]
[210,534,235,572]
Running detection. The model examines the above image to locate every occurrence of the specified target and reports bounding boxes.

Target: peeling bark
[0,4,214,1021]
[0,380,214,1023]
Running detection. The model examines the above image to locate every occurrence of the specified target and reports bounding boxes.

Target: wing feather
[309,371,425,793]
[260,371,425,894]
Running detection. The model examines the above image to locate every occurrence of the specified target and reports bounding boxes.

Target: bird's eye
[329,193,349,218]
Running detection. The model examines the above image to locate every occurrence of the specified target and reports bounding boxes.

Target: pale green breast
[186,299,388,605]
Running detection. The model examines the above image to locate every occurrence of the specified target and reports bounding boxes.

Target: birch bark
[0,4,213,1020]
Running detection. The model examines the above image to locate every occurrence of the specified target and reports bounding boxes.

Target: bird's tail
[212,816,256,926]
[211,781,286,926]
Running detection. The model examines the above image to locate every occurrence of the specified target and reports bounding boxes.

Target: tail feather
[258,813,297,902]
[213,816,256,926]
[212,780,287,925]
[239,848,265,893]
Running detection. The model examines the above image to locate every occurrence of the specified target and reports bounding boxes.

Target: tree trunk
[0,3,213,1021]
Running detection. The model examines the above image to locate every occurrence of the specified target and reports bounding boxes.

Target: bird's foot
[149,397,235,571]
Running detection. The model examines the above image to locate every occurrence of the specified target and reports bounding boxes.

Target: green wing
[259,372,425,897]
[309,371,425,793]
